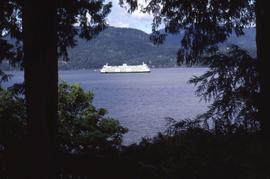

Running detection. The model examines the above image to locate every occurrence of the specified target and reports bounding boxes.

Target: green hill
[59,27,178,69]
[1,27,256,70]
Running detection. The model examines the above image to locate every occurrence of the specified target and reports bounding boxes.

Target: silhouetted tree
[0,0,111,178]
[120,0,270,137]
[189,46,259,131]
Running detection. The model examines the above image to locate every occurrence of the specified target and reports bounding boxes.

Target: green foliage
[189,46,259,131]
[121,0,255,64]
[0,0,112,61]
[58,82,128,153]
[0,87,27,147]
[0,82,127,153]
[119,0,259,134]
[0,0,112,82]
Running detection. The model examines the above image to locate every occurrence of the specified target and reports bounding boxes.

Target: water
[4,68,208,144]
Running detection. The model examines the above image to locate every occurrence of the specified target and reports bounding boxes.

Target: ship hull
[100,71,150,73]
[100,63,151,73]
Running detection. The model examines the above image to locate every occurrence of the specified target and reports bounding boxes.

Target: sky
[105,0,153,34]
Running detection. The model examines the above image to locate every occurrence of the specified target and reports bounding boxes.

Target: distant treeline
[1,27,256,71]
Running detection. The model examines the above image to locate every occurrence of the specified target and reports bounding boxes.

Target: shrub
[0,82,127,154]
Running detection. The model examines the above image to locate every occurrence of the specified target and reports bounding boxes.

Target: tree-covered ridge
[1,27,256,70]
[61,26,256,69]
[164,28,256,56]
[60,26,179,69]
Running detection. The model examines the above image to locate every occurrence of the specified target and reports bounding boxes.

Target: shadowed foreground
[1,82,270,179]
[1,124,270,178]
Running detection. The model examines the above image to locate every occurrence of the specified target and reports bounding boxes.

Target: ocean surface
[4,68,208,144]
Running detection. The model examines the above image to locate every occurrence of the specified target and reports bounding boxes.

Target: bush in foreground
[122,119,270,179]
[0,82,127,153]
[1,82,270,178]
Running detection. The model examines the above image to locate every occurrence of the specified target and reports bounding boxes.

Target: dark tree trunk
[256,0,270,138]
[22,1,58,178]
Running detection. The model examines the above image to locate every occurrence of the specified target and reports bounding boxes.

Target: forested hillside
[60,27,178,69]
[2,27,256,70]
[56,27,257,69]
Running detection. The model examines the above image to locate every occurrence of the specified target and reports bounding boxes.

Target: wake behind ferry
[100,62,150,73]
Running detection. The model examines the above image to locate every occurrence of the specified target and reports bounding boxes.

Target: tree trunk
[22,1,58,178]
[256,0,270,138]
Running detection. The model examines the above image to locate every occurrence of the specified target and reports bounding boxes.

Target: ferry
[100,62,150,73]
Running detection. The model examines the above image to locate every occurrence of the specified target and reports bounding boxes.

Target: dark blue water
[4,68,208,144]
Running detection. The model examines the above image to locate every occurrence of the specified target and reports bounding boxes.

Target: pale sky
[106,0,153,34]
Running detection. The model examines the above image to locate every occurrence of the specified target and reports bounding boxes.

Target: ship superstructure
[100,62,150,73]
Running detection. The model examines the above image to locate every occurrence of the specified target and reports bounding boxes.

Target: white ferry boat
[100,62,151,73]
